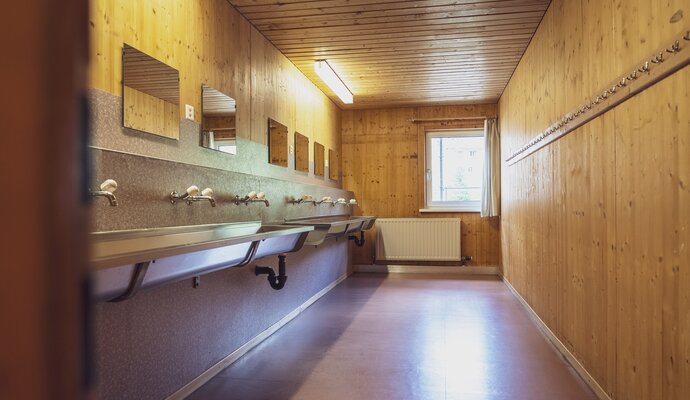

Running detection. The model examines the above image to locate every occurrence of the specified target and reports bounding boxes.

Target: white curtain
[481,118,501,217]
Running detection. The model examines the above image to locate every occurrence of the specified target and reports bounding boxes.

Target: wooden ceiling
[228,0,550,109]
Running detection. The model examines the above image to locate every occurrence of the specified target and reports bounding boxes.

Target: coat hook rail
[506,27,690,166]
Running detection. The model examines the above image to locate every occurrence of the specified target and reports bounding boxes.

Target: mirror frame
[314,142,325,177]
[328,148,339,181]
[294,131,310,173]
[122,44,180,140]
[267,118,289,168]
[200,84,238,155]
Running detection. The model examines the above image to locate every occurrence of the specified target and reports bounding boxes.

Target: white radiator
[375,218,461,261]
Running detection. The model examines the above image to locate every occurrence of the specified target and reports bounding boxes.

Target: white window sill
[419,208,480,213]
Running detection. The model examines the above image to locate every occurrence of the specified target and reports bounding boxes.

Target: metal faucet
[315,196,332,205]
[289,195,317,205]
[235,191,270,207]
[171,185,216,207]
[187,188,216,207]
[91,179,118,206]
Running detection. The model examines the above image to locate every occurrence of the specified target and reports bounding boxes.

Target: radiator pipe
[255,254,288,290]
[348,231,365,247]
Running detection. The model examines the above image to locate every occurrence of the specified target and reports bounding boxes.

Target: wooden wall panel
[89,0,340,175]
[499,0,690,398]
[342,104,501,266]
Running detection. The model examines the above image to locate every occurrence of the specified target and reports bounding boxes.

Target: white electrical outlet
[289,144,294,155]
[185,104,195,120]
[325,159,329,167]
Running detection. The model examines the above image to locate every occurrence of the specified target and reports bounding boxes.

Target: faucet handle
[256,191,266,200]
[349,199,358,205]
[247,191,257,199]
[201,187,214,197]
[303,194,313,201]
[187,185,200,196]
[100,179,118,193]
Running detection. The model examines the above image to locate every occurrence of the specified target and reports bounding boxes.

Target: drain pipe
[348,231,365,247]
[255,254,288,290]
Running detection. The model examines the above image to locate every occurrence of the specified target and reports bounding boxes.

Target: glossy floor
[188,273,596,400]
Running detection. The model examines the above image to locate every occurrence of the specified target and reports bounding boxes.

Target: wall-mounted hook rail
[506,26,690,166]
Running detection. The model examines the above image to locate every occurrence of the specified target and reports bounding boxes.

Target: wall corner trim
[502,278,611,400]
[164,272,350,400]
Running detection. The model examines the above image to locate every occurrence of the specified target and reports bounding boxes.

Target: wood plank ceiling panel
[228,0,550,108]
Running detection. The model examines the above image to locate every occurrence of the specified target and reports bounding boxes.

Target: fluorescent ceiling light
[314,60,353,104]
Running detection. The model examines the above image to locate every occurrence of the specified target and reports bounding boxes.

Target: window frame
[423,129,485,213]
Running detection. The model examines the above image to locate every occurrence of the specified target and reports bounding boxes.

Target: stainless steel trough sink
[284,215,377,246]
[90,221,312,301]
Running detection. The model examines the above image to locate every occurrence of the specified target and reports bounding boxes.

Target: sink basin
[90,221,312,301]
[284,215,377,246]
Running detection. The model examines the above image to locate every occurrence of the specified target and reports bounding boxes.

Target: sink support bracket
[236,241,261,268]
[255,254,288,290]
[348,231,365,247]
[109,261,151,302]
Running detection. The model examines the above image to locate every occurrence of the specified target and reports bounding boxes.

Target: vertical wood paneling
[342,105,501,266]
[89,0,340,173]
[499,0,690,398]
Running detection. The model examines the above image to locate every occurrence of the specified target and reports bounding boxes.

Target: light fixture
[314,60,353,104]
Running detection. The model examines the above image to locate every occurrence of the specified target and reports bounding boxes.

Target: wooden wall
[499,0,689,399]
[89,0,340,173]
[342,105,501,266]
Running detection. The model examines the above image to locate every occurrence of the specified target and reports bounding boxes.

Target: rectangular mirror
[268,118,288,167]
[329,149,340,181]
[200,85,237,155]
[122,44,180,139]
[294,132,309,173]
[314,142,325,177]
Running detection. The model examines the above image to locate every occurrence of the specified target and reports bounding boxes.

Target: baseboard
[165,273,349,400]
[353,264,499,275]
[502,278,611,400]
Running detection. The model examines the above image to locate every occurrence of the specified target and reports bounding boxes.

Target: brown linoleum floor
[187,273,596,400]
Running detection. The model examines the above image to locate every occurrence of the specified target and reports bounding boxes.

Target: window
[424,130,485,212]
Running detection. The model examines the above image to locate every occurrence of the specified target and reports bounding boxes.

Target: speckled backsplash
[90,148,355,232]
[90,89,353,400]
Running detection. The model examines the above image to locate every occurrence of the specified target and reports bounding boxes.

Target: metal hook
[639,62,650,73]
[666,40,681,54]
[651,52,664,63]
[628,70,638,80]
